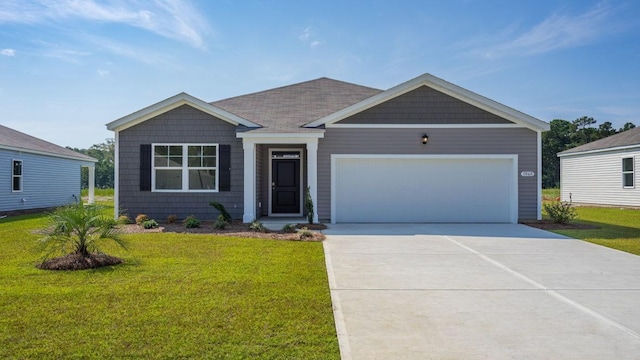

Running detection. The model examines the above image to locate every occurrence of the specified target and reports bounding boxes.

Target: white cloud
[470,2,619,59]
[0,0,211,49]
[97,69,109,77]
[1,48,15,56]
[298,26,322,50]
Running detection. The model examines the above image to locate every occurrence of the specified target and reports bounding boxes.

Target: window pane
[189,169,216,190]
[188,157,201,167]
[203,146,217,156]
[169,146,183,156]
[624,173,634,187]
[188,146,201,156]
[154,146,168,156]
[203,156,217,167]
[154,156,168,167]
[169,156,183,167]
[156,169,182,189]
[623,158,634,172]
[13,176,20,191]
[13,161,21,175]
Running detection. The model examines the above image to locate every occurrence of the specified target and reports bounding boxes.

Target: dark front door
[272,157,300,214]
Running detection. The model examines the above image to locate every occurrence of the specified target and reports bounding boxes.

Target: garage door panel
[334,157,515,223]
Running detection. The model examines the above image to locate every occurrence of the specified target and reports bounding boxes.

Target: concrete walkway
[323,224,640,360]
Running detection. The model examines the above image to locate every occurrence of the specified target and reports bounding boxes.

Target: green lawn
[542,188,640,256]
[0,210,339,359]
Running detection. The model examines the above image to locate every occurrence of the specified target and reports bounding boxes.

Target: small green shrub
[214,214,229,230]
[299,227,313,240]
[544,200,577,224]
[249,220,265,232]
[183,215,201,228]
[282,223,297,233]
[166,214,178,224]
[135,214,150,225]
[210,201,232,223]
[143,219,159,229]
[118,215,130,224]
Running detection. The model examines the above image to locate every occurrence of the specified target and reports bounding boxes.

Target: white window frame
[622,156,634,188]
[12,159,22,192]
[151,143,219,192]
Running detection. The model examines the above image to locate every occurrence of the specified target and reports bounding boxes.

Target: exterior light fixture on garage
[422,134,429,145]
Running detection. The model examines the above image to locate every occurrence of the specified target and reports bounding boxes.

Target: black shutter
[140,144,152,191]
[219,145,231,191]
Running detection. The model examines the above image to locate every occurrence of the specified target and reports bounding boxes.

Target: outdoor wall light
[421,134,429,145]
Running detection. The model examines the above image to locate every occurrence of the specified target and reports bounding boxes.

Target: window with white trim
[12,160,22,192]
[623,157,634,188]
[153,144,218,191]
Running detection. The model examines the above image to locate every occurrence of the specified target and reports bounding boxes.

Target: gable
[336,86,513,125]
[306,73,549,132]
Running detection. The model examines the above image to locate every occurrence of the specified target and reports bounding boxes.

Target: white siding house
[559,127,640,207]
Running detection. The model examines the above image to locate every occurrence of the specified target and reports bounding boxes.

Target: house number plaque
[520,171,535,177]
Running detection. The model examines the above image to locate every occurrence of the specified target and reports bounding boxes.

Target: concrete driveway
[323,224,640,360]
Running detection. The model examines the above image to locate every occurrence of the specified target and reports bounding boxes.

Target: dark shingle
[0,124,96,161]
[211,77,382,133]
[559,127,640,155]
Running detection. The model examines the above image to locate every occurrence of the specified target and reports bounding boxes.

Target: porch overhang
[237,132,323,223]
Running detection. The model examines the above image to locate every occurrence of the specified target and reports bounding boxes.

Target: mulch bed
[520,220,598,231]
[118,220,326,241]
[38,253,124,271]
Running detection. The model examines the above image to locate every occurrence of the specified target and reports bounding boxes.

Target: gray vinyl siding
[339,86,513,124]
[0,149,86,212]
[560,149,640,206]
[317,127,539,221]
[117,105,244,221]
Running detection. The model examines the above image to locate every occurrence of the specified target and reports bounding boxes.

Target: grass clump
[249,220,265,232]
[135,214,150,225]
[214,214,229,230]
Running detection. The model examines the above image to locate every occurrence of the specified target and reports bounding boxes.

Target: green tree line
[543,117,635,188]
[68,138,115,189]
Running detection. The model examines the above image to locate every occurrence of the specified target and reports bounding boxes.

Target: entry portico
[239,132,322,223]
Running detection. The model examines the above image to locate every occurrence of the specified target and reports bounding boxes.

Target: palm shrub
[210,201,232,223]
[38,202,127,270]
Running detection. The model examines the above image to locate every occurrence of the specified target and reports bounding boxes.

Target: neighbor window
[623,157,634,188]
[153,144,217,191]
[12,160,22,192]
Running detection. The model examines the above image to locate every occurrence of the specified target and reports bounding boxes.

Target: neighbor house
[558,126,640,207]
[106,73,549,224]
[0,124,97,213]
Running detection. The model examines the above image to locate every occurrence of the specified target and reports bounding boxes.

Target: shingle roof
[559,126,640,156]
[0,124,96,162]
[211,77,383,133]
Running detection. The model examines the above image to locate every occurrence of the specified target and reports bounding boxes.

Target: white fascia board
[106,92,260,132]
[0,145,98,163]
[307,73,550,132]
[557,144,640,157]
[236,132,324,142]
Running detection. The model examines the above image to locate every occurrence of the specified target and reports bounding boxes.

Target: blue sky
[0,0,638,148]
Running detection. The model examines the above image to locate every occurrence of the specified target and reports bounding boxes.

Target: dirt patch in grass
[521,220,599,231]
[119,220,325,241]
[37,253,124,270]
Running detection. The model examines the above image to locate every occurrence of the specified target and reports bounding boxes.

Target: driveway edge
[323,241,352,360]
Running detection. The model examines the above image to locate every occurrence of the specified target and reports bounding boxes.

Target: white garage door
[332,156,517,223]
